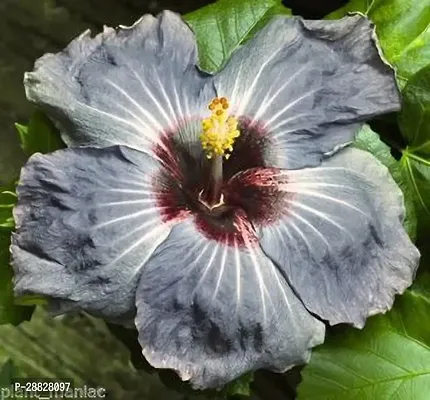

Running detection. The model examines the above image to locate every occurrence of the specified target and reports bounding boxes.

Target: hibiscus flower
[11,11,419,389]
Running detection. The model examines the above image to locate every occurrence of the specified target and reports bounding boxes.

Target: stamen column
[199,97,240,208]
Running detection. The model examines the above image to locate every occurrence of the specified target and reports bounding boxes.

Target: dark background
[0,0,345,183]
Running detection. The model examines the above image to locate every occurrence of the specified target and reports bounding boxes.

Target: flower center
[153,113,278,246]
[199,97,240,209]
[200,97,240,159]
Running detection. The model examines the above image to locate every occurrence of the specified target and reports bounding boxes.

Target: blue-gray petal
[257,148,420,327]
[11,146,174,322]
[24,11,212,156]
[212,15,400,169]
[135,218,325,389]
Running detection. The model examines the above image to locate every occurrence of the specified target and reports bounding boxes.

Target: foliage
[297,2,430,399]
[0,359,16,387]
[0,110,63,326]
[0,180,34,325]
[398,66,430,240]
[298,289,430,399]
[15,111,64,156]
[354,125,418,239]
[0,230,33,325]
[327,0,430,88]
[185,0,291,72]
[0,185,16,231]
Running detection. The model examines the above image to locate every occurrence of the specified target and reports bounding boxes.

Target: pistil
[199,97,240,208]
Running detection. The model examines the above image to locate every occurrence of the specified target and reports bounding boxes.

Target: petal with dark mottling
[135,217,325,389]
[24,11,212,156]
[254,148,419,327]
[11,146,177,322]
[212,15,400,169]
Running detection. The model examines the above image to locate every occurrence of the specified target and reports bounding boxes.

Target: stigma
[200,97,240,159]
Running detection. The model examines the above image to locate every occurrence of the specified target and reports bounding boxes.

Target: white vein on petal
[233,241,242,313]
[107,225,172,287]
[130,68,173,127]
[192,243,220,298]
[247,244,272,324]
[211,244,228,304]
[170,70,185,124]
[237,47,282,116]
[109,217,162,245]
[288,209,332,251]
[284,182,356,190]
[264,89,320,130]
[270,113,313,138]
[155,73,178,124]
[269,258,293,315]
[105,78,165,132]
[91,207,162,230]
[94,198,157,208]
[104,179,154,189]
[252,66,308,123]
[77,102,145,135]
[286,199,354,241]
[283,188,370,219]
[114,102,155,134]
[103,223,169,277]
[229,61,244,110]
[103,188,156,195]
[184,241,211,276]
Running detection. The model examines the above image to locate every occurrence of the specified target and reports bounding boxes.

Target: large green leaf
[327,0,430,87]
[0,232,33,326]
[297,289,430,399]
[0,182,34,324]
[399,155,430,239]
[15,111,64,157]
[184,0,291,72]
[398,66,430,238]
[0,308,187,400]
[399,65,430,155]
[0,184,16,230]
[0,359,16,387]
[354,125,418,240]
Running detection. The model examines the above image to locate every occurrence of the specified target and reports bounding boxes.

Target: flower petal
[256,148,420,327]
[24,11,211,156]
[11,146,174,322]
[135,217,325,389]
[212,15,400,169]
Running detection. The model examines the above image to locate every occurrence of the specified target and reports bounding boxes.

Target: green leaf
[398,66,430,239]
[297,289,430,399]
[0,359,17,387]
[399,154,430,239]
[184,0,291,72]
[223,373,254,397]
[411,269,430,299]
[0,181,35,324]
[354,125,417,240]
[15,111,64,157]
[399,66,430,155]
[0,184,17,231]
[327,0,430,87]
[0,232,33,326]
[14,294,48,307]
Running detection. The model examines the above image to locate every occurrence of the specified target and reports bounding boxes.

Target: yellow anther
[199,97,240,159]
